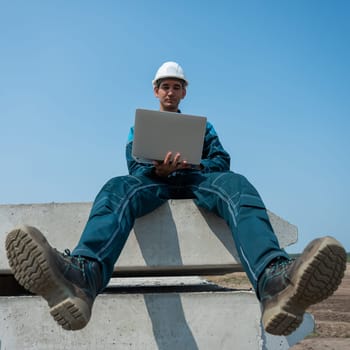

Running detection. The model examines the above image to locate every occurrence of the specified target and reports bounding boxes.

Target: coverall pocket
[239,194,266,209]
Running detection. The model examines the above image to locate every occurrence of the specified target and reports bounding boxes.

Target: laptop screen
[132,109,207,165]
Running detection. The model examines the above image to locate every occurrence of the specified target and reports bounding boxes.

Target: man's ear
[154,86,159,98]
[181,88,187,99]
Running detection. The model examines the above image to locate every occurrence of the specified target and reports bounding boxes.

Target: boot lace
[269,258,295,275]
[62,249,87,280]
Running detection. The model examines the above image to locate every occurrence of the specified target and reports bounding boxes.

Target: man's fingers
[173,152,181,164]
[154,152,192,177]
[164,151,172,164]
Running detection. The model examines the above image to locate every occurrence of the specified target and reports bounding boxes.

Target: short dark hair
[156,78,186,88]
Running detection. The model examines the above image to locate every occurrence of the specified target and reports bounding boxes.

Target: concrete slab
[0,292,262,350]
[0,200,297,273]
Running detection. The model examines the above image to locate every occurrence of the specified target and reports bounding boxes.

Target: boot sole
[5,225,91,330]
[262,236,347,335]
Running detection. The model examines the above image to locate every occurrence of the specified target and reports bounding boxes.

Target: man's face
[154,79,186,112]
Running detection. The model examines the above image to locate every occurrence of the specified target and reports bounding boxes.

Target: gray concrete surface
[0,292,262,350]
[0,291,314,350]
[0,200,297,273]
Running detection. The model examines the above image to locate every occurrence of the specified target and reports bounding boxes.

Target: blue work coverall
[73,120,289,296]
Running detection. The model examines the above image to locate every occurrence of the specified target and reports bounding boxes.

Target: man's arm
[200,122,231,173]
[126,127,155,176]
[126,141,155,177]
[126,122,230,177]
[126,145,189,178]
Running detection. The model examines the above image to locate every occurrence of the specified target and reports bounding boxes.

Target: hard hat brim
[152,77,188,87]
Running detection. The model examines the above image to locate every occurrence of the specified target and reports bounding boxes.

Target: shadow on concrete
[143,293,199,350]
[196,205,240,262]
[133,202,183,266]
[133,202,199,350]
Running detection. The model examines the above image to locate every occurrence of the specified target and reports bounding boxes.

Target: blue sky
[1,1,349,253]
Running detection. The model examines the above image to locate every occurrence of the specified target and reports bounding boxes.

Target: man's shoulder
[206,120,214,128]
[205,120,216,134]
[127,126,134,143]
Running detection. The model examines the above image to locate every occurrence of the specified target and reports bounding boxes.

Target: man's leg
[192,171,287,289]
[5,175,168,330]
[72,175,168,288]
[192,171,346,335]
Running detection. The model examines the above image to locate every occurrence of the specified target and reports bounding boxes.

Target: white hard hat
[152,61,188,87]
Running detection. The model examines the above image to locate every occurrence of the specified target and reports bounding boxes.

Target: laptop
[132,109,207,165]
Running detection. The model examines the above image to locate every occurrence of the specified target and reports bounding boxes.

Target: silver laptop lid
[132,109,207,165]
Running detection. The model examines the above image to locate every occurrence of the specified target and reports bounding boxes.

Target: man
[6,61,346,336]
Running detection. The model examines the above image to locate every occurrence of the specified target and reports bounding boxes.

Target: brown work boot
[259,236,346,336]
[5,225,102,330]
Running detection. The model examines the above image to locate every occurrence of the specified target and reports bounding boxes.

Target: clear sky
[1,1,349,253]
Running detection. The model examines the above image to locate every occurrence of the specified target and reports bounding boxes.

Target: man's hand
[153,152,190,177]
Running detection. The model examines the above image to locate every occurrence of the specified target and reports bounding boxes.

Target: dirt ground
[207,263,350,349]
